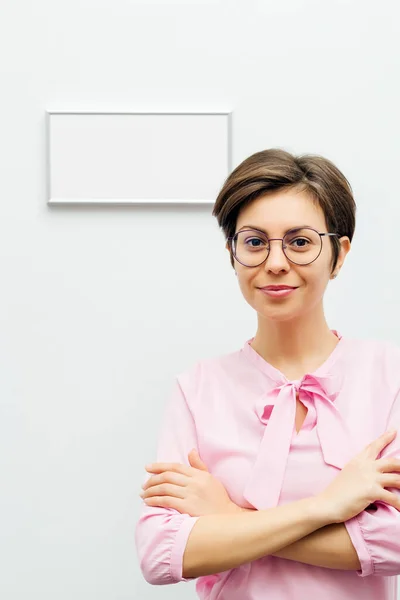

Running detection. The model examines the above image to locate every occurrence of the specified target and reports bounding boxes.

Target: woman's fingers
[378,489,400,511]
[145,462,193,476]
[380,473,400,489]
[364,430,397,459]
[376,457,400,473]
[142,471,187,490]
[142,483,186,499]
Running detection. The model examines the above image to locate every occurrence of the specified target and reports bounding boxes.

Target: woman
[135,149,400,599]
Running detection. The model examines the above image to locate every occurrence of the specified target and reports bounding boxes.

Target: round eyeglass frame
[227,226,341,267]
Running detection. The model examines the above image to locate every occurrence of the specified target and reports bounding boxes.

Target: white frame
[45,109,233,206]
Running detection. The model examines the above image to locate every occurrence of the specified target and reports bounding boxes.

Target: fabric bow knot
[243,371,352,509]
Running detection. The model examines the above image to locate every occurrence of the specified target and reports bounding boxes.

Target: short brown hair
[212,148,356,273]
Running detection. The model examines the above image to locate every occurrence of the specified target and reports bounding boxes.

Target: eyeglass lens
[233,228,322,266]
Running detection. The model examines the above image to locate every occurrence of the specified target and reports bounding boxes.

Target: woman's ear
[333,237,351,278]
[226,240,236,271]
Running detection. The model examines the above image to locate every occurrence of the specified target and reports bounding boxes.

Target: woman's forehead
[236,191,325,232]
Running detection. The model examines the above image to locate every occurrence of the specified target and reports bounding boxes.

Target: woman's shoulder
[343,334,400,386]
[345,334,400,359]
[175,343,245,390]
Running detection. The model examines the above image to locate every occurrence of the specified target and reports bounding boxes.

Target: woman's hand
[317,430,400,523]
[140,449,244,517]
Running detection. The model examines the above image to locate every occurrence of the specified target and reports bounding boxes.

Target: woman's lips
[259,287,297,298]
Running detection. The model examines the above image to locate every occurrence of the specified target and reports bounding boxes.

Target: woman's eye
[291,237,310,248]
[246,238,265,248]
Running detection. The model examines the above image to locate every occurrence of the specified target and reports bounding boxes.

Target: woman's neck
[250,312,339,378]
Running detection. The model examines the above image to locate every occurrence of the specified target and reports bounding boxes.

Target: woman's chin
[255,305,299,322]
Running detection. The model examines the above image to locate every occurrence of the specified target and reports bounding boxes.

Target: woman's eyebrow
[238,224,312,235]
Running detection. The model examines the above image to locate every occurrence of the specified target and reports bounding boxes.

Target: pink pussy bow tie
[243,371,353,510]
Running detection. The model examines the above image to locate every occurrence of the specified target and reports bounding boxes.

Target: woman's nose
[263,239,290,272]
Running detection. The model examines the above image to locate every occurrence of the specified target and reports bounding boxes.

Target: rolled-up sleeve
[135,376,200,585]
[345,502,400,576]
[344,386,400,577]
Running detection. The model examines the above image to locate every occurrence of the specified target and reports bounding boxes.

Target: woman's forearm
[238,507,360,570]
[272,522,361,570]
[182,496,330,578]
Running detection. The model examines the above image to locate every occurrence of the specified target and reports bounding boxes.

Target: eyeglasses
[228,227,340,267]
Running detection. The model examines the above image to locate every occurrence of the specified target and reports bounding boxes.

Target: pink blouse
[135,330,400,599]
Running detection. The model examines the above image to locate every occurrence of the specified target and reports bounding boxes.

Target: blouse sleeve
[135,376,200,585]
[344,388,400,577]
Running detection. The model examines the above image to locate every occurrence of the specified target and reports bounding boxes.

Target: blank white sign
[46,111,232,205]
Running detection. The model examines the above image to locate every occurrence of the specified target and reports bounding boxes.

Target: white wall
[1,1,400,598]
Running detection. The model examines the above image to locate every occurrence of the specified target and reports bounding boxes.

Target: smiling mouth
[259,286,298,291]
[258,287,298,297]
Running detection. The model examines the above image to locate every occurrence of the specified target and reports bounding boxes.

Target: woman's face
[227,187,351,323]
